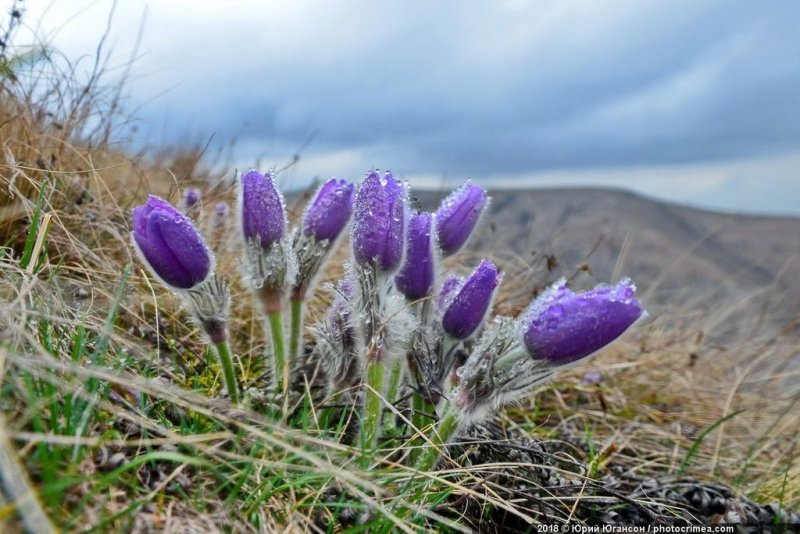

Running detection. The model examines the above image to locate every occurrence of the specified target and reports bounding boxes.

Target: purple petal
[155,210,212,285]
[351,171,406,271]
[146,195,182,218]
[132,196,212,289]
[442,259,501,339]
[132,205,149,238]
[241,170,286,247]
[437,274,464,311]
[523,279,644,365]
[134,212,194,288]
[303,177,355,241]
[183,188,201,207]
[395,212,435,300]
[435,181,488,256]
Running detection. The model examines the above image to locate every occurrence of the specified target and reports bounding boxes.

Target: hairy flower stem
[259,289,289,394]
[409,393,436,463]
[415,405,461,472]
[267,311,288,394]
[360,356,386,467]
[213,339,239,405]
[383,360,403,428]
[289,297,304,359]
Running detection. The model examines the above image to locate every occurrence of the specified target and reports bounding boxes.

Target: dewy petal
[137,211,196,289]
[395,211,435,300]
[132,205,149,238]
[351,171,406,272]
[352,171,386,265]
[241,170,285,247]
[523,279,644,365]
[380,172,406,270]
[132,196,213,290]
[437,274,464,311]
[520,278,573,326]
[303,177,355,241]
[146,195,182,218]
[435,181,487,256]
[442,259,501,339]
[155,210,212,285]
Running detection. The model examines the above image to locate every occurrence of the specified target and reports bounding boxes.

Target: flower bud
[182,187,201,208]
[213,202,228,228]
[434,181,488,256]
[132,195,212,289]
[240,170,286,248]
[521,278,644,365]
[303,178,355,242]
[442,259,501,339]
[395,212,435,301]
[351,171,407,272]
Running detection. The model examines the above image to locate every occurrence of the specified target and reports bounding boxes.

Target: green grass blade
[678,409,744,476]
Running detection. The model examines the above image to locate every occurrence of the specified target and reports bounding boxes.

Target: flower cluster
[130,169,645,470]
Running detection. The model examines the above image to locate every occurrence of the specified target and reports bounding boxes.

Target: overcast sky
[17,1,800,215]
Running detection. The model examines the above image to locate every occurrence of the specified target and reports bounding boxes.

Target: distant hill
[412,187,800,343]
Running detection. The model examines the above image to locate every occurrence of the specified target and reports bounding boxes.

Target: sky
[15,0,800,216]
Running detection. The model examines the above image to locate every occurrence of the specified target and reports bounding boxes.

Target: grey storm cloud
[23,0,800,213]
[127,0,800,175]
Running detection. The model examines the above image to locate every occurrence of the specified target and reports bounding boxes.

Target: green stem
[267,311,288,393]
[409,393,436,463]
[383,360,403,428]
[213,340,239,405]
[289,298,304,360]
[415,407,461,472]
[360,358,386,467]
[411,393,435,432]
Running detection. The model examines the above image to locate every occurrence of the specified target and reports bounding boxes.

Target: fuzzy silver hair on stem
[311,279,362,395]
[185,274,230,344]
[454,316,554,425]
[243,236,297,300]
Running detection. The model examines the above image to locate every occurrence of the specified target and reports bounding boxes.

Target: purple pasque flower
[395,212,435,301]
[132,195,212,289]
[442,259,502,339]
[183,187,201,208]
[303,178,355,242]
[240,170,286,248]
[522,278,644,365]
[351,170,407,272]
[434,181,488,256]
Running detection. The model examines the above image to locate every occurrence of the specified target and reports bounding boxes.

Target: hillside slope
[414,187,800,344]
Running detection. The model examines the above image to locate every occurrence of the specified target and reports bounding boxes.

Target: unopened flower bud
[434,181,487,256]
[182,187,201,208]
[131,195,212,289]
[303,178,355,242]
[395,212,435,301]
[351,171,407,273]
[521,278,644,365]
[240,170,286,248]
[442,259,501,339]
